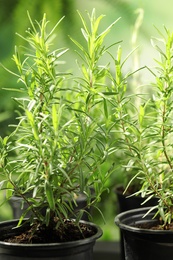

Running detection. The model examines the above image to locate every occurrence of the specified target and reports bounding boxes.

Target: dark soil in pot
[0,218,102,259]
[115,207,173,260]
[4,218,96,244]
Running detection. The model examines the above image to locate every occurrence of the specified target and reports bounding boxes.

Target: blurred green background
[0,0,173,241]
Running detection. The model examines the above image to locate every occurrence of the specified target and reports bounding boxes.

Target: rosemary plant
[107,27,173,226]
[0,10,118,229]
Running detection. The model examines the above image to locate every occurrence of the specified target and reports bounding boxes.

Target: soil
[134,221,173,231]
[3,218,96,244]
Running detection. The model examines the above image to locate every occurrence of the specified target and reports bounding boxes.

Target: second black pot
[9,192,93,221]
[115,207,173,260]
[115,187,158,260]
[115,186,158,212]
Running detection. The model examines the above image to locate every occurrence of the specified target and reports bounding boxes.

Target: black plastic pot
[115,187,158,260]
[115,207,173,260]
[9,196,31,219]
[10,192,93,221]
[115,186,158,212]
[0,219,102,260]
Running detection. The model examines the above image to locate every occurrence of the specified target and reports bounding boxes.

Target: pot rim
[0,218,102,248]
[115,206,173,235]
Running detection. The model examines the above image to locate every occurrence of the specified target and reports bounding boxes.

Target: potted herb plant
[113,28,173,259]
[0,9,118,259]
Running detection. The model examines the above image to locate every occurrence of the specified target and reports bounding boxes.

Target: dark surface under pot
[94,241,121,260]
